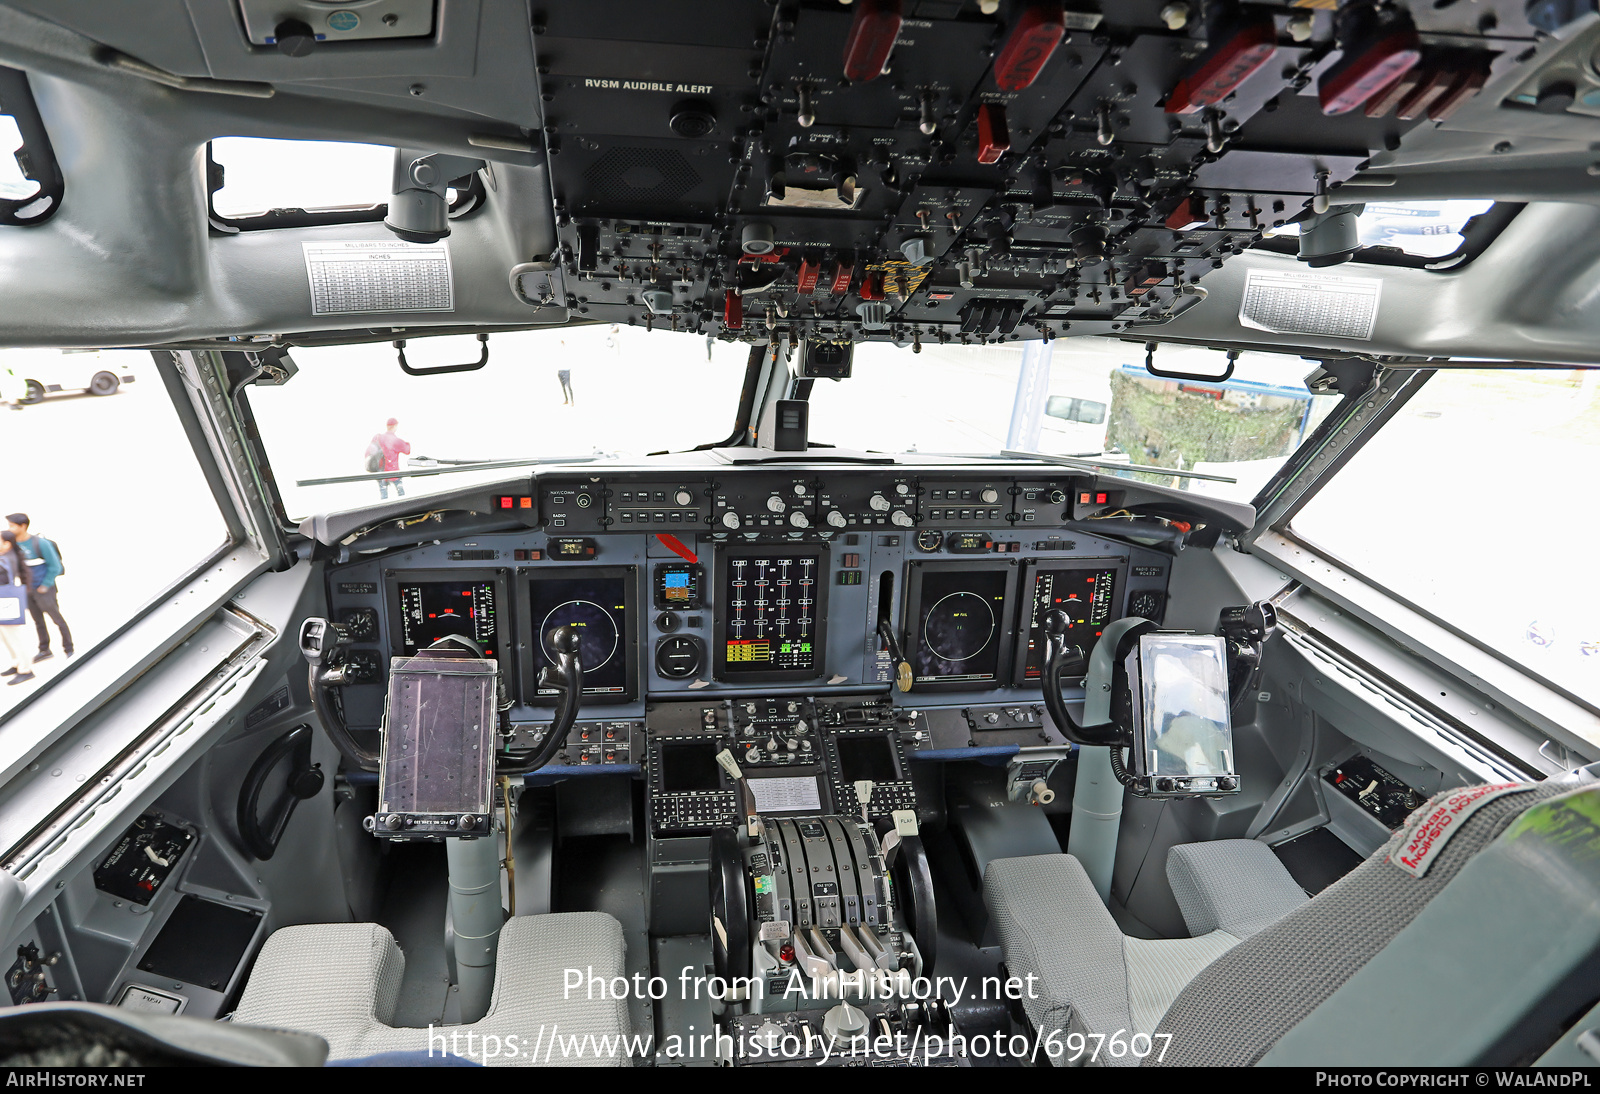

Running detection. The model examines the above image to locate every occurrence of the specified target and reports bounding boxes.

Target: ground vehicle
[0,348,135,403]
[0,0,1596,1071]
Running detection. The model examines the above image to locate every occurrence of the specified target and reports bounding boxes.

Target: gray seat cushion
[1167,838,1309,940]
[1148,779,1573,1067]
[985,853,1242,1066]
[234,912,633,1066]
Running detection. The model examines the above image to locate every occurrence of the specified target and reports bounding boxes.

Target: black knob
[657,611,680,633]
[549,624,581,657]
[1217,776,1238,792]
[1043,609,1069,638]
[1156,778,1175,793]
[273,19,317,57]
[1535,80,1576,115]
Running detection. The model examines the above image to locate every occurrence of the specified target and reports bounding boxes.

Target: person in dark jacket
[4,514,72,662]
[0,532,34,683]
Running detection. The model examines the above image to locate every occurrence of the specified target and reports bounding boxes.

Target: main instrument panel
[325,466,1174,744]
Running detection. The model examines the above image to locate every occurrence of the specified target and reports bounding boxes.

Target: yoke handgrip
[519,624,584,772]
[1041,609,1124,747]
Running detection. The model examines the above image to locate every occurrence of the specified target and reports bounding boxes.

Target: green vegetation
[1105,371,1306,475]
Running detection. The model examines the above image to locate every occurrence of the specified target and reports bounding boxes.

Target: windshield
[806,336,1340,505]
[249,325,749,520]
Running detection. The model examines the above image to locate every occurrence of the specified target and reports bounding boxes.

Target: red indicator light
[1319,29,1422,116]
[1078,492,1092,504]
[994,2,1066,92]
[842,0,903,84]
[976,103,1010,164]
[830,262,854,296]
[1095,492,1107,504]
[724,289,743,330]
[520,497,533,509]
[499,496,513,509]
[797,258,820,295]
[1165,21,1278,115]
[463,591,472,596]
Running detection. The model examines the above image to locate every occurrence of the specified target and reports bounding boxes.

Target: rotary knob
[1049,489,1067,504]
[896,483,910,495]
[767,495,786,513]
[675,488,693,506]
[721,511,741,529]
[891,510,913,527]
[793,484,807,496]
[746,747,762,763]
[980,487,999,504]
[869,494,891,511]
[826,510,847,528]
[790,511,810,528]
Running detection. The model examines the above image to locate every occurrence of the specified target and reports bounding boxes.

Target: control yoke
[516,624,584,772]
[1038,603,1277,799]
[1040,609,1125,747]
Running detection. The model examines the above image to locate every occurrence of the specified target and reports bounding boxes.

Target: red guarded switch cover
[1320,29,1423,116]
[1165,21,1278,115]
[977,102,1011,164]
[842,0,904,84]
[994,2,1067,92]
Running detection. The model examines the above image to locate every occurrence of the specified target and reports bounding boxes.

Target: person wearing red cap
[368,417,411,500]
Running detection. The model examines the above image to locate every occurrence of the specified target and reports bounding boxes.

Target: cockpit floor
[375,842,453,1028]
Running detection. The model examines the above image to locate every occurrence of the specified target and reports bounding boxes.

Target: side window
[0,349,229,718]
[1290,368,1600,712]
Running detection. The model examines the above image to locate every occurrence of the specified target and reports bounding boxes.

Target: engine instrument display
[905,561,1017,689]
[1017,564,1120,683]
[524,567,636,700]
[395,577,501,658]
[715,548,826,681]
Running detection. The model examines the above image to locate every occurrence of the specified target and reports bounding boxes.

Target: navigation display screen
[659,740,724,793]
[718,550,823,679]
[1018,564,1119,682]
[907,563,1015,686]
[396,579,500,657]
[526,569,635,698]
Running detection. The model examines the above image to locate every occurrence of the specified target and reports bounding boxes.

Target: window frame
[204,140,487,233]
[1244,364,1600,762]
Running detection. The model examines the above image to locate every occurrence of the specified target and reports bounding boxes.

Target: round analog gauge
[1129,591,1165,621]
[924,591,996,662]
[541,600,620,671]
[916,530,943,552]
[656,635,703,678]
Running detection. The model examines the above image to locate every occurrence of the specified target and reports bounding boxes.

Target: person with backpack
[366,418,411,500]
[3,514,71,662]
[0,532,34,684]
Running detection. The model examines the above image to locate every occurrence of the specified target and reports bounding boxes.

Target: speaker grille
[584,147,702,203]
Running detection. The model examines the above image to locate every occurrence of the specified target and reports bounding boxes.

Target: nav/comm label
[302,240,454,315]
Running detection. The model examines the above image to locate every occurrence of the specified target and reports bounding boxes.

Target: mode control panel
[919,479,1010,528]
[816,476,917,533]
[712,475,819,534]
[612,482,711,528]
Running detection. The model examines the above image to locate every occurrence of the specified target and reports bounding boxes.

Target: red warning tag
[1388,783,1534,878]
